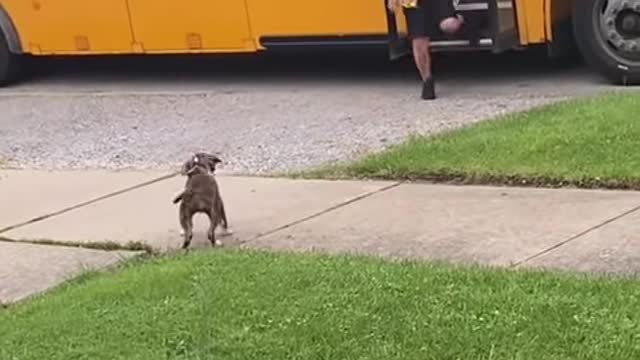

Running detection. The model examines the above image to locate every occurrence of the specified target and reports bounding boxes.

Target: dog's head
[180,152,223,176]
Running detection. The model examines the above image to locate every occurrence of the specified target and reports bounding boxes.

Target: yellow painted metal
[546,0,552,40]
[0,0,561,56]
[514,0,530,44]
[1,0,134,54]
[245,0,388,44]
[514,0,547,44]
[126,0,254,52]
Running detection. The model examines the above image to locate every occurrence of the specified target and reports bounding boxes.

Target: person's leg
[434,0,464,34]
[436,0,481,44]
[403,4,436,99]
[419,0,445,99]
[411,36,430,81]
[417,38,435,99]
[440,14,465,34]
[413,36,435,99]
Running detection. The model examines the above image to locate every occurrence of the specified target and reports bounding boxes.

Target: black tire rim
[594,0,640,66]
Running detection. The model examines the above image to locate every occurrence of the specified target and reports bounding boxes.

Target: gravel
[0,88,565,175]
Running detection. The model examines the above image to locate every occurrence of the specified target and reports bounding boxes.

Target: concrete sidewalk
[3,169,640,303]
[0,241,138,304]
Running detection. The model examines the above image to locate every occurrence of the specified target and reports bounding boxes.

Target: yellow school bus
[0,0,637,86]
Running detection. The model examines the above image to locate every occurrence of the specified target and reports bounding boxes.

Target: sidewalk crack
[511,202,640,268]
[0,172,179,235]
[238,181,403,246]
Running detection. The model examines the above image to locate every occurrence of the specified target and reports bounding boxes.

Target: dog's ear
[205,154,223,172]
[180,157,195,175]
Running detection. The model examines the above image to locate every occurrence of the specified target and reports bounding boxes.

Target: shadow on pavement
[17,46,600,87]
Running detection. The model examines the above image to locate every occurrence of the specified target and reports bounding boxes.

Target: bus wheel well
[547,15,580,62]
[0,5,22,54]
[0,4,22,86]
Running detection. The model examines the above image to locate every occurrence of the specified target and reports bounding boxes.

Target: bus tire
[0,31,20,87]
[573,0,640,85]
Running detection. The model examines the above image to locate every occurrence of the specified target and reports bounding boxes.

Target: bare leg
[411,36,431,81]
[411,36,436,100]
[440,14,465,35]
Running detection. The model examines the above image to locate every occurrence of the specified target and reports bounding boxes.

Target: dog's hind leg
[180,207,194,249]
[217,196,233,236]
[206,211,221,247]
[182,221,193,249]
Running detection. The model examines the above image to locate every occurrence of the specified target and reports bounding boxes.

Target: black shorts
[402,0,456,38]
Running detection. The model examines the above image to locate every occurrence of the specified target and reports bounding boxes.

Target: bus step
[455,1,489,11]
[430,37,493,52]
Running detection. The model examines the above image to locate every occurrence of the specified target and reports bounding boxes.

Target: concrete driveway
[0,48,626,175]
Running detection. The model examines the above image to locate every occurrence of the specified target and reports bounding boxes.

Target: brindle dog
[173,152,230,248]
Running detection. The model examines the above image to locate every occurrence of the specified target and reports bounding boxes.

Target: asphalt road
[0,48,632,173]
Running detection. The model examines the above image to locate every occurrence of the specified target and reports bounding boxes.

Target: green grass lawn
[300,92,640,189]
[2,249,640,359]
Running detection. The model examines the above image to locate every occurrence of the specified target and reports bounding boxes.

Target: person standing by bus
[388,0,466,100]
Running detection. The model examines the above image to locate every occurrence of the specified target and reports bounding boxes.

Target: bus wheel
[574,0,640,85]
[0,31,20,87]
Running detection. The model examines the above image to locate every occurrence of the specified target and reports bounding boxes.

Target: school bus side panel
[1,0,134,54]
[514,0,547,45]
[245,0,388,43]
[126,0,254,52]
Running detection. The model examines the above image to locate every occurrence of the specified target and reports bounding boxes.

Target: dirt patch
[0,236,154,254]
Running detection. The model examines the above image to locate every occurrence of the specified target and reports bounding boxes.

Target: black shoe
[421,76,436,100]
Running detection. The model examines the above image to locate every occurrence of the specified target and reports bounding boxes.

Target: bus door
[384,0,411,60]
[384,0,520,56]
[126,0,253,52]
[488,0,520,53]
